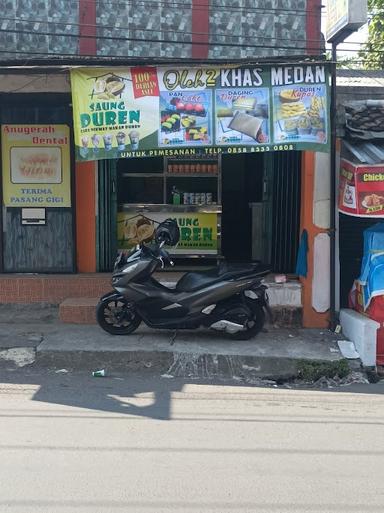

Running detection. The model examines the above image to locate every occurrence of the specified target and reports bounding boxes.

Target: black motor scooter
[96,219,271,340]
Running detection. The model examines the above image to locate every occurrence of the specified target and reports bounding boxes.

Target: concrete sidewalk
[0,304,350,380]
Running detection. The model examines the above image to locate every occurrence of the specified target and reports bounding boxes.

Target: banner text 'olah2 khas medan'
[70,63,330,161]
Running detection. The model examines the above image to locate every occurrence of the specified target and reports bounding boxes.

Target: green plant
[360,0,384,69]
[297,359,350,382]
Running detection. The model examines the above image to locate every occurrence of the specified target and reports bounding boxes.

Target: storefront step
[270,306,302,328]
[0,273,182,304]
[0,274,112,304]
[266,280,302,308]
[59,298,99,324]
[0,274,302,327]
[0,274,302,304]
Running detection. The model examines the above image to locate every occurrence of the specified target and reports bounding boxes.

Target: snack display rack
[117,154,222,258]
[164,154,221,207]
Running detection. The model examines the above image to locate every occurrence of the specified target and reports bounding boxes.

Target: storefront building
[331,70,384,366]
[335,71,384,309]
[0,0,330,328]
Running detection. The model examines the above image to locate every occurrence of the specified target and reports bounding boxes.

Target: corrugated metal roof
[337,70,384,88]
[343,141,384,164]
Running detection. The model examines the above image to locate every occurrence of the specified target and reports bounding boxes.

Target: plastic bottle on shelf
[172,186,181,205]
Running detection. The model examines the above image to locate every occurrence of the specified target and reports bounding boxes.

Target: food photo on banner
[70,63,330,161]
[215,88,270,145]
[159,90,212,147]
[273,84,327,144]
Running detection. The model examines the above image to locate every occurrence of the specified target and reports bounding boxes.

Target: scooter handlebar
[159,248,174,267]
[140,242,174,267]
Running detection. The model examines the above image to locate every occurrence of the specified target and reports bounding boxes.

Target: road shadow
[1,359,384,426]
[0,360,188,420]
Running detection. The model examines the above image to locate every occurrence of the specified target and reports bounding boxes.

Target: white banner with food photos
[71,63,330,161]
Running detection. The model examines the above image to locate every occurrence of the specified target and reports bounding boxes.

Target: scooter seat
[175,263,270,293]
[175,270,219,293]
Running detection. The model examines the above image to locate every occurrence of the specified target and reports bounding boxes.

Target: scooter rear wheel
[229,303,265,340]
[96,297,141,335]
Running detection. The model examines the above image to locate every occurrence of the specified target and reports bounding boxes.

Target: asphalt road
[1,369,384,513]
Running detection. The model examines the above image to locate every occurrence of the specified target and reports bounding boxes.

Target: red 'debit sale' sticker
[131,67,160,99]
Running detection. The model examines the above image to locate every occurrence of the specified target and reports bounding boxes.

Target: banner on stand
[117,211,218,254]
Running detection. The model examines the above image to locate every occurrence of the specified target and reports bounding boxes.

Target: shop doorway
[221,151,301,272]
[221,153,263,262]
[97,159,118,272]
[97,151,301,273]
[0,94,75,273]
[97,156,166,271]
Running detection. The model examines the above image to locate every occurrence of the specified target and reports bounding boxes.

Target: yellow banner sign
[1,124,71,207]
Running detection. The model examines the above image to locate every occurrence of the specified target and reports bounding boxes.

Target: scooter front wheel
[96,296,141,335]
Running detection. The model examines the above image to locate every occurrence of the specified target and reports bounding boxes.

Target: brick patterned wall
[1,0,317,61]
[1,0,78,58]
[0,274,111,304]
[209,0,307,59]
[96,0,192,58]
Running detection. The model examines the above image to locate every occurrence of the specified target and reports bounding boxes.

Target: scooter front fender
[99,291,126,303]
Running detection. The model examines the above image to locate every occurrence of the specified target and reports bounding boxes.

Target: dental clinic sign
[1,124,71,207]
[71,63,330,161]
[326,0,367,43]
